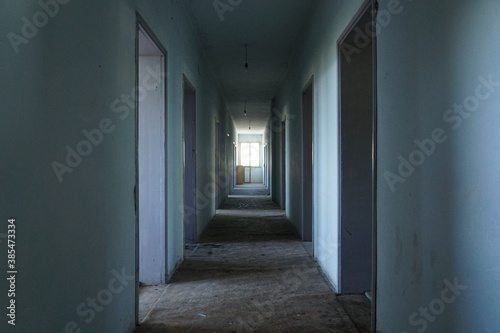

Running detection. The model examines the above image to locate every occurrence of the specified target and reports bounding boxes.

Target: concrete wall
[377,0,500,331]
[273,0,365,291]
[0,1,137,331]
[0,0,230,331]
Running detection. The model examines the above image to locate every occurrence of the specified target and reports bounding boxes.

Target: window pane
[241,143,250,166]
[250,143,259,166]
[240,142,260,166]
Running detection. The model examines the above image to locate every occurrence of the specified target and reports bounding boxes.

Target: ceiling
[187,0,316,134]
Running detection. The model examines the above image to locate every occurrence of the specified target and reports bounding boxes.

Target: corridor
[135,197,370,332]
[4,0,500,332]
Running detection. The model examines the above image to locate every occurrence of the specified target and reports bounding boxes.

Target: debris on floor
[136,197,370,333]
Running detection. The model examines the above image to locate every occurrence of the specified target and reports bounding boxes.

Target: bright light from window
[240,142,260,166]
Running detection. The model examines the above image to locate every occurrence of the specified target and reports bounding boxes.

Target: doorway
[281,119,286,210]
[137,23,167,285]
[233,143,237,189]
[135,18,168,325]
[183,77,197,244]
[302,79,314,243]
[263,143,268,188]
[215,121,221,209]
[337,0,376,306]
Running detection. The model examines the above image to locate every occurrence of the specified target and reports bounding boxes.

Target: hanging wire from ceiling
[244,44,249,72]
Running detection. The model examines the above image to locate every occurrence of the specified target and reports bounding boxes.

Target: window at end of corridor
[240,142,260,166]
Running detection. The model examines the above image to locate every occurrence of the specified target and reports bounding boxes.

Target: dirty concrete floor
[135,196,370,333]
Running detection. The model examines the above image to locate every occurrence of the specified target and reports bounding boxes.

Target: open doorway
[233,143,237,188]
[136,18,168,323]
[215,120,221,209]
[281,119,286,210]
[183,77,197,245]
[263,143,268,188]
[337,0,376,323]
[302,79,314,243]
[137,23,167,283]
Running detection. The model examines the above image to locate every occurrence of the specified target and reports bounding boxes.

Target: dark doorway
[338,0,376,302]
[183,77,197,244]
[302,79,314,243]
[281,119,286,210]
[215,120,221,209]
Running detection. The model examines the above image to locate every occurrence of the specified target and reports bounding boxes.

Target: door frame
[215,120,220,208]
[135,13,169,325]
[263,143,268,188]
[337,0,378,330]
[183,75,197,244]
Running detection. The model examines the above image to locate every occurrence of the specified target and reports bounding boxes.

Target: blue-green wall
[0,0,232,331]
[377,0,500,331]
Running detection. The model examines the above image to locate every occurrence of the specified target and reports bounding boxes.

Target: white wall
[0,0,231,331]
[273,0,365,291]
[377,0,500,331]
